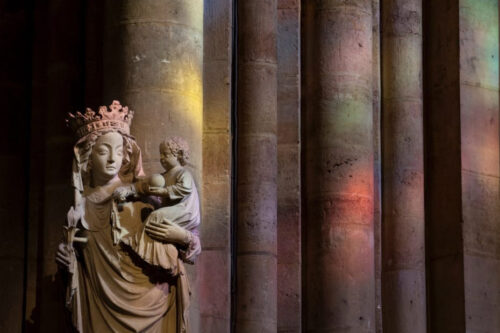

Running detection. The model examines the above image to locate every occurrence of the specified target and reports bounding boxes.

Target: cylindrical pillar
[236,1,278,332]
[103,0,203,178]
[459,1,500,331]
[277,0,301,332]
[303,1,375,331]
[102,1,203,331]
[381,1,426,332]
[200,0,233,332]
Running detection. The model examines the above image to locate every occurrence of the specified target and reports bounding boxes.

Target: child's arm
[112,178,150,201]
[148,169,193,199]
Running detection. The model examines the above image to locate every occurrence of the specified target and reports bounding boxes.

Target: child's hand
[147,186,168,196]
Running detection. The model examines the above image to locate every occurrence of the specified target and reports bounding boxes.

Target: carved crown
[66,100,134,139]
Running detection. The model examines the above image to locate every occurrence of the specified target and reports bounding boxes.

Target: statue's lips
[106,166,117,170]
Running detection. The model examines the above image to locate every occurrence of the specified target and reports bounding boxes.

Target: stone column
[236,1,278,332]
[200,0,232,332]
[459,0,500,331]
[103,1,203,331]
[381,1,426,332]
[303,1,375,331]
[277,0,301,332]
[103,0,203,177]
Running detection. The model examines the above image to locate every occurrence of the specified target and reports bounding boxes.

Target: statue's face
[90,132,124,185]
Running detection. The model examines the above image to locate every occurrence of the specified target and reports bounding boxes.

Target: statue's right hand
[56,243,75,271]
[113,185,135,201]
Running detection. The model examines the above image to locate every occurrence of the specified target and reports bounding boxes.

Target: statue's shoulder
[165,165,192,180]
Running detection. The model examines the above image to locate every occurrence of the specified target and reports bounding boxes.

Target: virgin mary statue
[56,101,201,332]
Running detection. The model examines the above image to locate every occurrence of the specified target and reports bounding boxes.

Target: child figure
[118,137,201,268]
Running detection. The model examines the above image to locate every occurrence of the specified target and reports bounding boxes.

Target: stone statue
[114,136,201,267]
[56,101,200,332]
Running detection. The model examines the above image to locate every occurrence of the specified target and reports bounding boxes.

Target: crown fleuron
[66,100,134,139]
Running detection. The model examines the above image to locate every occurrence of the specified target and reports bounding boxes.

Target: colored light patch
[460,0,499,88]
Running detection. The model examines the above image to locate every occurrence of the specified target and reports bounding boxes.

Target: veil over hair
[71,129,145,193]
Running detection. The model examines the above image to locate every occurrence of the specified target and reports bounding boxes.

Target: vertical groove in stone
[381,0,426,332]
[236,1,278,332]
[103,1,203,331]
[277,0,301,332]
[303,1,375,332]
[201,0,232,332]
[423,1,465,331]
[372,0,382,331]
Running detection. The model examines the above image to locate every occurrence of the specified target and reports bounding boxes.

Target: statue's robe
[70,177,191,333]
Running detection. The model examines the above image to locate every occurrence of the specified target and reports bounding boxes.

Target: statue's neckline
[84,176,122,203]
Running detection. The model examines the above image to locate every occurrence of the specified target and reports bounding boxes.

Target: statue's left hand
[56,242,75,272]
[145,220,190,246]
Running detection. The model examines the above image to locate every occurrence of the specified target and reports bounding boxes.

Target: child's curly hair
[160,136,190,166]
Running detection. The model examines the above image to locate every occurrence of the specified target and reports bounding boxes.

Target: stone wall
[0,2,32,332]
[0,0,499,332]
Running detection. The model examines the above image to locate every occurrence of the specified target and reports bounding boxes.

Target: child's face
[160,149,179,170]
